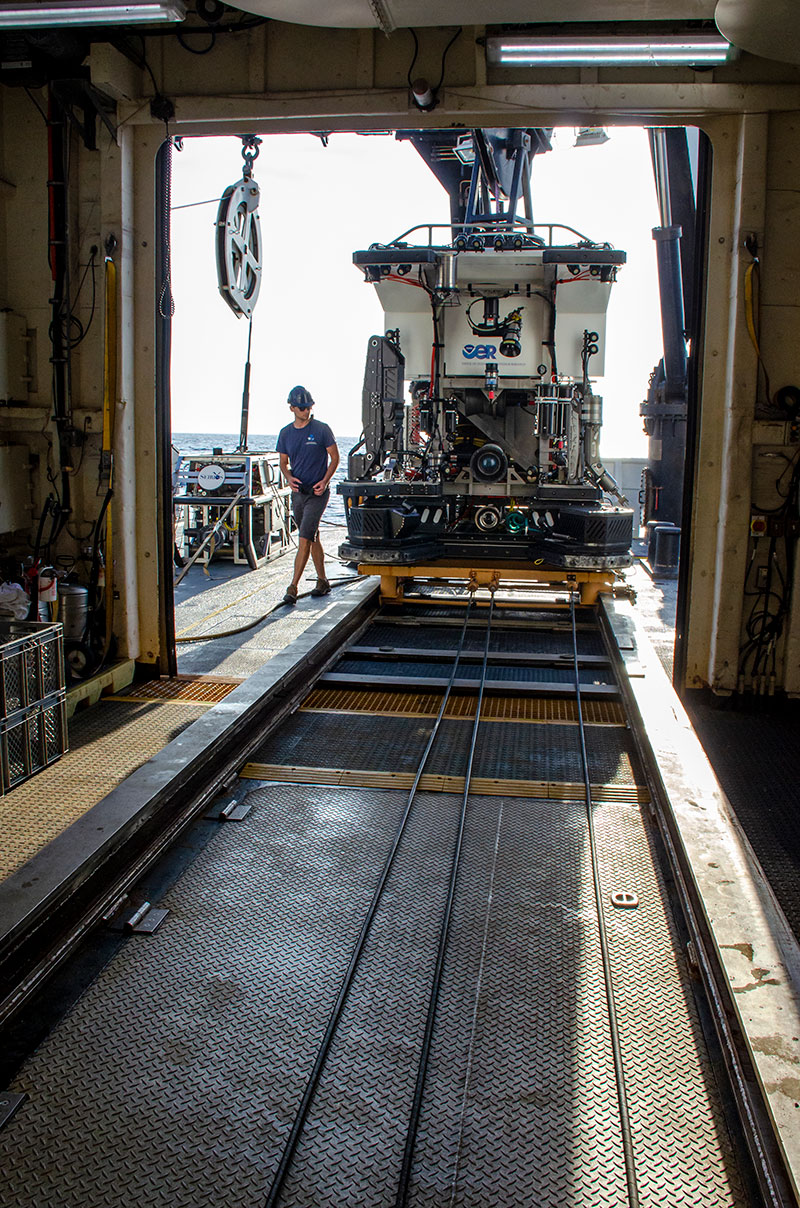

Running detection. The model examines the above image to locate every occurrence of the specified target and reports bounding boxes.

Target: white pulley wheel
[216,178,263,318]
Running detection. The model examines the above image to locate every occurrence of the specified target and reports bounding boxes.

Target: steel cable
[263,597,479,1208]
[569,596,640,1208]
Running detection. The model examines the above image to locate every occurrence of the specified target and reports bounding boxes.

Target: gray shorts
[291,487,329,541]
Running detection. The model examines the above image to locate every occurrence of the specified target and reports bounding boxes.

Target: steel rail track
[263,593,697,1208]
[264,596,499,1208]
[394,596,495,1207]
[569,596,639,1208]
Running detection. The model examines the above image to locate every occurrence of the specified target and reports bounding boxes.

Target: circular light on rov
[475,506,501,531]
[197,463,226,491]
[470,444,508,482]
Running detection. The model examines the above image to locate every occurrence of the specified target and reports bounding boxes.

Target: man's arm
[279,452,301,491]
[313,443,340,495]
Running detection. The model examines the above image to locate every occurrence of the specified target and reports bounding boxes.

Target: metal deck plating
[0,781,748,1207]
[1,587,798,1206]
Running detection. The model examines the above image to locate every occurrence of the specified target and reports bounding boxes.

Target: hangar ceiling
[222,1,718,30]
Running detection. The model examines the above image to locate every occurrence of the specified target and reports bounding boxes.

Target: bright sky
[170,126,663,456]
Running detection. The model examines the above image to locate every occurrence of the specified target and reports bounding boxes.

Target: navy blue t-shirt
[276,418,335,488]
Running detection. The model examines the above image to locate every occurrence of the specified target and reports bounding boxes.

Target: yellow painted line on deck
[239,762,650,805]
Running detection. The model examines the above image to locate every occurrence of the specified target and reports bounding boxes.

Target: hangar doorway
[159,126,704,681]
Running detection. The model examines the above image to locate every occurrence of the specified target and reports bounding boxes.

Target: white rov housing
[373,248,614,384]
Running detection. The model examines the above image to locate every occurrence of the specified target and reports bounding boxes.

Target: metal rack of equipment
[173,451,294,571]
[0,619,67,795]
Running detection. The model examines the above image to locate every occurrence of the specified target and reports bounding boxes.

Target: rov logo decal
[463,344,497,360]
[196,463,226,491]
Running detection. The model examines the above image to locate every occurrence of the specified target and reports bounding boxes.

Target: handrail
[378,220,596,249]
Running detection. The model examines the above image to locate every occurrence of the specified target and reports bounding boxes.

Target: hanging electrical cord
[406,26,461,110]
[46,85,73,543]
[176,27,216,54]
[743,236,772,409]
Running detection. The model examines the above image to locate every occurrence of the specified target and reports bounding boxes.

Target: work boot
[311,578,331,597]
[283,583,298,605]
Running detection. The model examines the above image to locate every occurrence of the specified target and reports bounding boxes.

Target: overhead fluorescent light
[574,126,609,147]
[487,34,733,67]
[0,0,185,26]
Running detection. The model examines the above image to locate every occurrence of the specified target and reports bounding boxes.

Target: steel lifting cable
[569,596,640,1208]
[394,594,495,1208]
[264,597,480,1208]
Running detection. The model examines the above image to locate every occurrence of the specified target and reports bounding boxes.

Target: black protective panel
[333,658,614,687]
[360,622,606,657]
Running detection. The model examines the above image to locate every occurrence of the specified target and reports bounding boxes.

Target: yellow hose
[744,260,761,359]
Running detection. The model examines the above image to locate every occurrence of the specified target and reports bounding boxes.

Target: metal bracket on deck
[0,1092,25,1132]
[105,897,169,935]
[204,792,253,822]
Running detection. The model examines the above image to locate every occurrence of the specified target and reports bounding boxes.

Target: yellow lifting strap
[744,259,761,360]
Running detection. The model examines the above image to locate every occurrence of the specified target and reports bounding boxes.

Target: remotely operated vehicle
[339,129,634,569]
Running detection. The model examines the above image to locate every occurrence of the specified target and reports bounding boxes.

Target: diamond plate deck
[0,700,208,881]
[249,712,643,787]
[0,784,749,1207]
[109,675,242,704]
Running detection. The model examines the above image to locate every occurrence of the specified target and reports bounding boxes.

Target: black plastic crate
[0,620,65,717]
[0,690,68,795]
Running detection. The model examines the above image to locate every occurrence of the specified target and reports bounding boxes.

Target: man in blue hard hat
[276,385,339,605]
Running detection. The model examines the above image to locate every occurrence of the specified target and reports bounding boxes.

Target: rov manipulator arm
[348,332,405,480]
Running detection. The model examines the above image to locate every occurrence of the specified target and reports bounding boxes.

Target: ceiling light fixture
[486,34,733,67]
[0,0,185,26]
[574,126,609,147]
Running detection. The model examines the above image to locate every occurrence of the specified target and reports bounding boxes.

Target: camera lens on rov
[471,444,508,482]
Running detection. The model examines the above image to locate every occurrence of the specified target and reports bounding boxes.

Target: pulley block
[216,176,262,319]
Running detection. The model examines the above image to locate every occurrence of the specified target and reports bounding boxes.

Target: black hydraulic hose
[175,575,364,643]
[155,137,177,676]
[569,597,639,1208]
[32,495,56,563]
[263,599,477,1208]
[87,488,113,634]
[394,595,495,1208]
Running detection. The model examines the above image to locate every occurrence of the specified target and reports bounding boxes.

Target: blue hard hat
[288,385,314,409]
